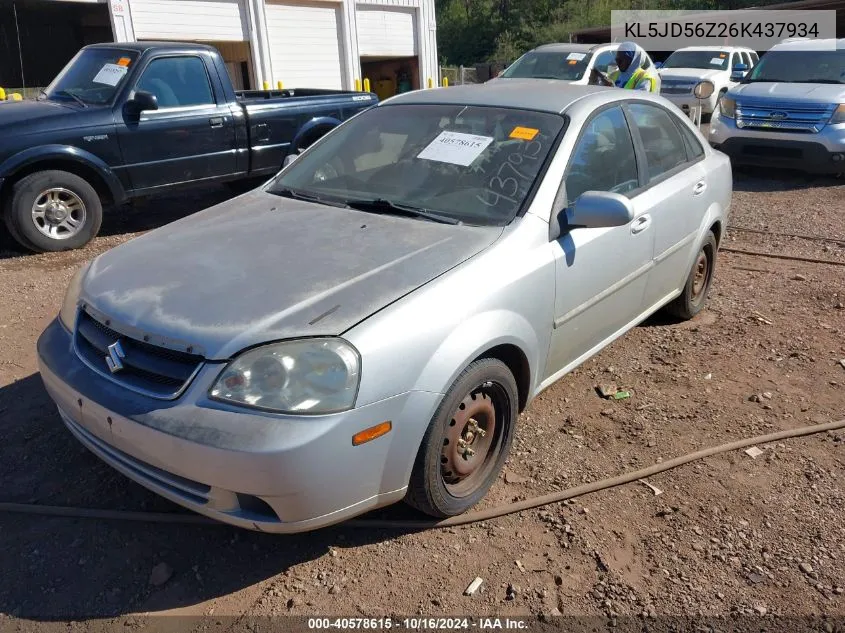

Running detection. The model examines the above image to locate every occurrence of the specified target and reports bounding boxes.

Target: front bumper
[709,116,845,174]
[36,318,442,533]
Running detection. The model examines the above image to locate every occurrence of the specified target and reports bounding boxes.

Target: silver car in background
[37,82,732,533]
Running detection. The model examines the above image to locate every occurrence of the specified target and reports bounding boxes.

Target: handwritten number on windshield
[477,134,545,208]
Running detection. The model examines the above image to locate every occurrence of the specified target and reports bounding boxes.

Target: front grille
[736,99,836,134]
[660,79,696,95]
[74,309,204,399]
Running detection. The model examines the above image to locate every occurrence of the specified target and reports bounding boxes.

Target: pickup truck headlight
[59,262,91,331]
[719,96,736,119]
[210,338,361,414]
[830,104,845,124]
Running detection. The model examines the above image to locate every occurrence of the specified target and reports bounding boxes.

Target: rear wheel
[4,170,102,253]
[406,358,518,518]
[664,230,718,320]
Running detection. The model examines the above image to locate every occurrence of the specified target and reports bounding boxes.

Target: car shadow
[0,372,422,620]
[0,183,242,261]
[732,166,843,192]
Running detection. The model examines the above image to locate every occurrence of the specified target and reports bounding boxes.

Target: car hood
[730,82,845,102]
[0,98,86,132]
[80,189,504,360]
[660,68,724,82]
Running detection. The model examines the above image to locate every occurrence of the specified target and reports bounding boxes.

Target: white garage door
[356,7,417,58]
[265,1,344,90]
[129,0,248,41]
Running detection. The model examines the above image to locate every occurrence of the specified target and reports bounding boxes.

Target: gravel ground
[0,169,843,631]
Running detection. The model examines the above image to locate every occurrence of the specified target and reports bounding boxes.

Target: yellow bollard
[277,81,283,90]
[0,87,6,101]
[427,77,433,89]
[363,78,370,93]
[10,93,22,101]
[263,81,270,90]
[355,78,361,92]
[442,77,449,87]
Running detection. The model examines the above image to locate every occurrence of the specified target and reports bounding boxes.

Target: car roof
[671,45,751,52]
[381,81,634,114]
[84,41,218,53]
[531,43,611,53]
[769,37,845,51]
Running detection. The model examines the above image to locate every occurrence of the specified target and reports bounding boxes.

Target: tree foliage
[435,0,790,65]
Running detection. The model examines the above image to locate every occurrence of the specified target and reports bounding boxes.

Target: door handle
[209,117,224,128]
[631,214,651,234]
[693,180,707,195]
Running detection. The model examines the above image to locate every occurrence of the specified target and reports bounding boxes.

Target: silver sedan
[37,81,732,532]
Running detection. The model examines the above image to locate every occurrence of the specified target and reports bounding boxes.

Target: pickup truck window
[43,48,140,105]
[662,50,730,70]
[746,50,845,84]
[136,56,215,108]
[270,103,566,226]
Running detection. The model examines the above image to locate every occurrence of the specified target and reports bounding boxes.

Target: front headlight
[209,338,361,414]
[830,104,845,124]
[719,96,736,119]
[59,262,90,331]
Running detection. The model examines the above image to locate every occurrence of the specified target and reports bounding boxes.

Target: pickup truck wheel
[664,231,718,321]
[406,358,518,518]
[5,170,102,253]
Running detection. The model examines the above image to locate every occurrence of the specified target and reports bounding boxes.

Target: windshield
[662,50,731,70]
[745,49,845,84]
[268,103,566,226]
[500,51,594,81]
[43,48,139,105]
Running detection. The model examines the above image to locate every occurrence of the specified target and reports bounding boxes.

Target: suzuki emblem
[105,340,126,373]
[769,111,788,120]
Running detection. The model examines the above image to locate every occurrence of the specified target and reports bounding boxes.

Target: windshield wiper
[272,187,347,208]
[344,198,461,225]
[56,90,88,108]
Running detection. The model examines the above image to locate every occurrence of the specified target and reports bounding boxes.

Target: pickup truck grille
[660,79,696,95]
[736,99,836,134]
[74,309,204,399]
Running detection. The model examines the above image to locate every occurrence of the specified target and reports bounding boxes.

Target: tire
[4,170,103,253]
[405,358,518,518]
[664,230,718,320]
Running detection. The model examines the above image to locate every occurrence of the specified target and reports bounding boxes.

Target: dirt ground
[0,165,843,631]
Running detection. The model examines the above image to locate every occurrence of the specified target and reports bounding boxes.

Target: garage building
[1,0,439,98]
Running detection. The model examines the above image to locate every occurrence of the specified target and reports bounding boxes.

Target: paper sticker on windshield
[710,57,726,65]
[117,57,132,67]
[417,131,493,167]
[510,126,539,141]
[93,63,128,86]
[566,52,587,61]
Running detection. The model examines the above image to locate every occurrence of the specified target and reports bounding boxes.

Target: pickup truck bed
[0,41,377,253]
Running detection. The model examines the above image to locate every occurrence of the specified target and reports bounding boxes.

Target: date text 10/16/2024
[307,618,531,630]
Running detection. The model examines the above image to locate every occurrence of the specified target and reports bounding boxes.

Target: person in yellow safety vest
[595,41,659,93]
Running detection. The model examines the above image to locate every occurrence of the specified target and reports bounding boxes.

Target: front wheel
[405,358,518,518]
[664,230,718,320]
[4,170,103,252]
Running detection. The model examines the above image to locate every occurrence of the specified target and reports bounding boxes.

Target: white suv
[490,43,661,92]
[658,46,759,116]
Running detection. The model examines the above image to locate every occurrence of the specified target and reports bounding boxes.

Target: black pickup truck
[0,42,378,252]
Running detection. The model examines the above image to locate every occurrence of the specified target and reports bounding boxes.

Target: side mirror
[565,191,635,230]
[125,90,158,117]
[731,63,749,80]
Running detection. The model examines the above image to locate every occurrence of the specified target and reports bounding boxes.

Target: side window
[740,52,751,67]
[593,50,616,73]
[136,56,214,108]
[750,51,759,65]
[676,119,705,160]
[628,103,689,182]
[564,106,639,205]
